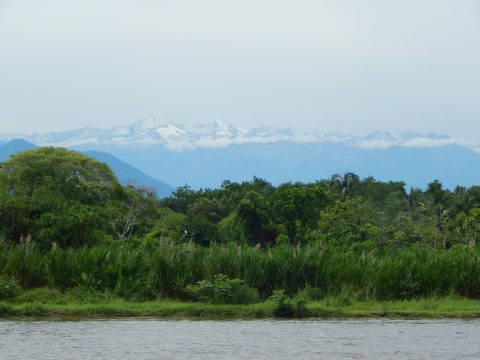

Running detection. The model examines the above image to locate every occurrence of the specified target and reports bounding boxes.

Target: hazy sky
[0,0,479,136]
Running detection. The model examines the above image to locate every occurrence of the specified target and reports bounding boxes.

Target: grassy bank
[4,242,480,320]
[3,296,480,319]
[4,242,480,301]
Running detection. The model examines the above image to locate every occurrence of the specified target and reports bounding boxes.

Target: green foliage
[184,212,219,246]
[295,286,323,301]
[186,274,259,304]
[15,288,63,304]
[64,286,114,303]
[270,290,295,317]
[142,208,186,244]
[0,148,166,248]
[217,213,245,243]
[318,198,377,244]
[0,148,125,248]
[270,183,332,241]
[4,148,480,305]
[326,287,355,306]
[237,191,270,245]
[0,275,21,301]
[0,303,14,316]
[15,303,48,316]
[3,241,480,302]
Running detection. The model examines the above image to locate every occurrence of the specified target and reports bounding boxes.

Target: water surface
[1,319,479,359]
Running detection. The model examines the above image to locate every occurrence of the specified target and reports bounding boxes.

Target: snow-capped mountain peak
[0,115,478,152]
[133,114,168,131]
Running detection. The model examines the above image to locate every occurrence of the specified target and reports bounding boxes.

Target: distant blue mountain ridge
[3,138,480,192]
[89,141,480,190]
[2,118,480,191]
[83,150,174,197]
[0,139,37,162]
[0,140,174,198]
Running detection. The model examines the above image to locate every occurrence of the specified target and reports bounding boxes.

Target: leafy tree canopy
[0,147,127,247]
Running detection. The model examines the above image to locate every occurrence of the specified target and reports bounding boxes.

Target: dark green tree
[270,183,332,240]
[237,191,271,246]
[0,147,125,248]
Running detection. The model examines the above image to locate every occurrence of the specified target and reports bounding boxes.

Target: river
[1,319,479,359]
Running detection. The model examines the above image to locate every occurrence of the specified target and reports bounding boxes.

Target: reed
[2,241,480,301]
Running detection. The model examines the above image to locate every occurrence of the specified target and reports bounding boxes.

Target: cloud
[356,135,480,153]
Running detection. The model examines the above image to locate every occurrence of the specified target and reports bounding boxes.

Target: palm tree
[454,187,478,214]
[329,172,360,199]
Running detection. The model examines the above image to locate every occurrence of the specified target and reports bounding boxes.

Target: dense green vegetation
[2,147,480,316]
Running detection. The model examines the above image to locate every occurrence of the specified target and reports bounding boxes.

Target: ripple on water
[1,319,480,360]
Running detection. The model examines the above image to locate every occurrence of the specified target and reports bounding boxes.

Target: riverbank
[2,297,480,319]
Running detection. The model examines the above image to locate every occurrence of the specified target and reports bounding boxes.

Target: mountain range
[2,115,479,153]
[2,116,480,191]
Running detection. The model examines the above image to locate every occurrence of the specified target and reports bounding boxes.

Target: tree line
[2,147,480,302]
[1,148,479,251]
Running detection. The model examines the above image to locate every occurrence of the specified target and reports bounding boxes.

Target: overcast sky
[0,0,479,136]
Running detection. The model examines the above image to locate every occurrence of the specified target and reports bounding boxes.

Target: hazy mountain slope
[92,142,480,190]
[84,151,174,197]
[0,139,37,161]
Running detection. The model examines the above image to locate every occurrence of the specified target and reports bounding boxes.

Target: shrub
[15,288,64,304]
[270,290,295,318]
[0,275,21,301]
[17,303,47,316]
[231,283,260,305]
[186,274,259,304]
[0,303,14,316]
[293,292,308,317]
[324,287,355,307]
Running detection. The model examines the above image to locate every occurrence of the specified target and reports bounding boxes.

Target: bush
[17,303,47,316]
[0,303,14,316]
[0,275,21,301]
[270,290,295,318]
[15,288,64,304]
[186,274,259,304]
[324,287,355,307]
[293,293,308,317]
[231,283,260,305]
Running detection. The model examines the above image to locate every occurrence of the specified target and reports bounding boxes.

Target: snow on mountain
[0,115,324,150]
[1,115,478,152]
[345,131,480,152]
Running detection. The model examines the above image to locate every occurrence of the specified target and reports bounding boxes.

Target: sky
[0,0,479,137]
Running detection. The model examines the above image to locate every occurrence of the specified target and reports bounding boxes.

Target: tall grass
[1,240,480,301]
